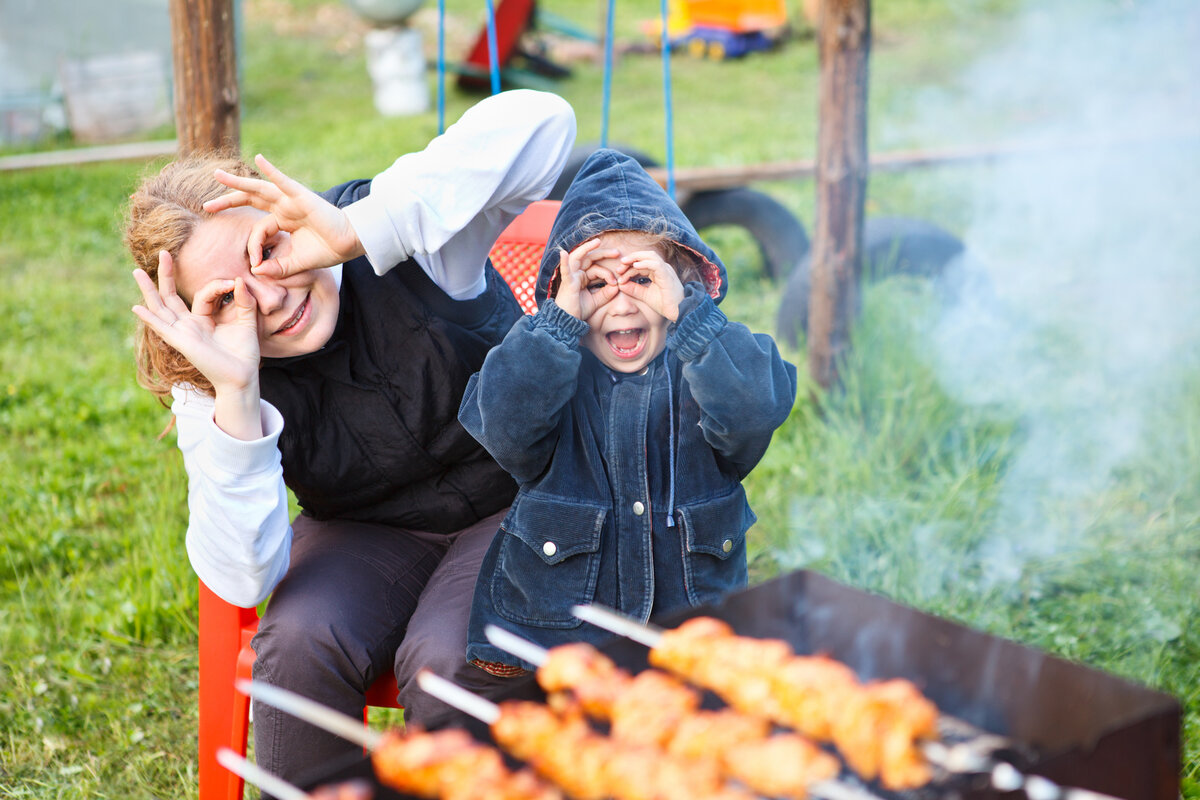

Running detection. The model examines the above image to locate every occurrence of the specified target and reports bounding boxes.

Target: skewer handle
[236,679,383,751]
[216,748,311,800]
[415,669,502,724]
[989,761,1127,800]
[922,740,991,773]
[1061,788,1130,800]
[808,779,891,800]
[484,624,550,667]
[571,604,664,647]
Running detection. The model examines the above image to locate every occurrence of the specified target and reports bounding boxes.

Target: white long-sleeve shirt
[173,90,576,607]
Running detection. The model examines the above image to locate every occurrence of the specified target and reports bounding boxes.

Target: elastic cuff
[470,659,531,678]
[669,291,727,362]
[201,400,284,478]
[531,298,589,347]
[467,642,538,673]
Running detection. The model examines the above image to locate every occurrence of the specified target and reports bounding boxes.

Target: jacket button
[722,538,733,553]
[632,501,645,516]
[543,541,557,557]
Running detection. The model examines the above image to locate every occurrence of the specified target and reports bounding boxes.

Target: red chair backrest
[489,199,559,315]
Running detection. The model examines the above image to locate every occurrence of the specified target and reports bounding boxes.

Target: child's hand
[553,239,620,321]
[617,250,686,322]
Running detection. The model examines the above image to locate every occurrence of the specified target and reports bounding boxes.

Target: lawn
[1,0,1197,797]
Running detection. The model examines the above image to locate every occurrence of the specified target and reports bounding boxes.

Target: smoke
[778,0,1200,619]
[902,0,1200,589]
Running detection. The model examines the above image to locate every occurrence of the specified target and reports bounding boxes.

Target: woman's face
[176,207,340,359]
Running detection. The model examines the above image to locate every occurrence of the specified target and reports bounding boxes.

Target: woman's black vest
[258,179,521,533]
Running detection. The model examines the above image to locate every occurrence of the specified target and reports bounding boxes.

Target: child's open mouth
[606,328,646,359]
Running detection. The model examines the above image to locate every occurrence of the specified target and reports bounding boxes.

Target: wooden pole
[169,0,240,155]
[807,0,870,389]
[171,5,240,800]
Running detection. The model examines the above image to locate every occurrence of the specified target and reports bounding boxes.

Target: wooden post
[807,0,870,389]
[169,0,240,155]
[171,5,240,798]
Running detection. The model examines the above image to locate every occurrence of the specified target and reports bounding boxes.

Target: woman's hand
[617,250,686,322]
[552,239,620,321]
[133,252,266,440]
[204,154,365,280]
[133,251,261,394]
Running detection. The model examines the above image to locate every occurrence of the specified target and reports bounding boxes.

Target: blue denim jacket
[459,150,798,669]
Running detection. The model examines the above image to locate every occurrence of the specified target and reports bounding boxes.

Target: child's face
[578,232,673,374]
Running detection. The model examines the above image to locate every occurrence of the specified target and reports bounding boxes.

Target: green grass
[3,0,1198,796]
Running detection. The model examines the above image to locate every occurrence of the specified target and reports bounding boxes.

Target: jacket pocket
[491,493,607,628]
[675,485,754,605]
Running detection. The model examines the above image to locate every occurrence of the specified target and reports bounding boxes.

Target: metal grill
[301,569,1181,799]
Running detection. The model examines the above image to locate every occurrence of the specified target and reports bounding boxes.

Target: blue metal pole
[660,0,675,198]
[484,0,502,95]
[601,0,615,147]
[437,0,446,132]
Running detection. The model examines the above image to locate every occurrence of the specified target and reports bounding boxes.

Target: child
[458,149,798,672]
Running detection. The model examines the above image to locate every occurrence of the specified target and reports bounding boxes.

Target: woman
[125,89,574,788]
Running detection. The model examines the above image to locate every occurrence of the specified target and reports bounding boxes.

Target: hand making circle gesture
[616,249,686,323]
[131,250,262,397]
[203,154,365,279]
[552,239,622,321]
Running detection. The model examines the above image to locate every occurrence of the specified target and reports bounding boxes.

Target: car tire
[776,216,967,347]
[680,188,809,282]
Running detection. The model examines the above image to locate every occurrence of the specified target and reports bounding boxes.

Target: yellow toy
[643,0,788,59]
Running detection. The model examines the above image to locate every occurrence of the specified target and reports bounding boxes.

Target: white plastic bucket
[364,26,429,116]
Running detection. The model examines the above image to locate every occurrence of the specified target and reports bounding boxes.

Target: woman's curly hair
[124,150,259,403]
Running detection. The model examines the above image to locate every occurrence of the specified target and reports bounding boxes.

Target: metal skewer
[571,604,664,647]
[416,669,502,723]
[570,605,1130,800]
[216,747,312,800]
[486,624,555,667]
[236,678,384,750]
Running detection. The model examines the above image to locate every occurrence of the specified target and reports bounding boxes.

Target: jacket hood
[535,149,727,306]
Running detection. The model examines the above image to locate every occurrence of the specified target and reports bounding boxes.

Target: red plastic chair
[488,198,558,315]
[197,199,559,800]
